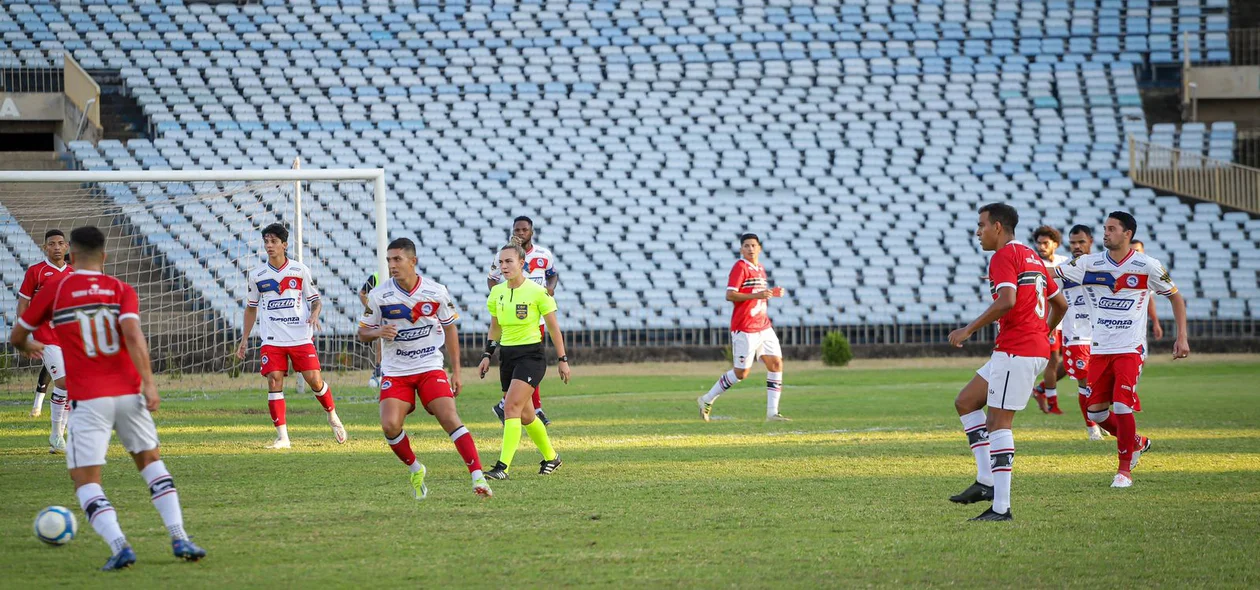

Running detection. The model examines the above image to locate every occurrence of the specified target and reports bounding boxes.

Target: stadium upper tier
[1,0,1256,337]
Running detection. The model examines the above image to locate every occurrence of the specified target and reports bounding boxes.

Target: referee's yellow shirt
[487,279,557,346]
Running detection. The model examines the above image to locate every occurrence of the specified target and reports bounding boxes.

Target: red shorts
[1062,344,1091,380]
[260,343,321,375]
[1048,329,1062,353]
[379,370,454,415]
[1087,353,1143,411]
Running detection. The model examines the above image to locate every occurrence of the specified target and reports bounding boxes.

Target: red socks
[267,391,286,426]
[531,387,542,411]
[1078,392,1095,426]
[1115,412,1137,473]
[386,431,417,466]
[314,382,336,412]
[449,426,482,473]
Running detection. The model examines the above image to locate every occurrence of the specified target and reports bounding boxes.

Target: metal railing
[1129,136,1260,214]
[0,50,64,93]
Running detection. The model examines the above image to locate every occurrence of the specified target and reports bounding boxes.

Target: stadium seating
[1,0,1256,336]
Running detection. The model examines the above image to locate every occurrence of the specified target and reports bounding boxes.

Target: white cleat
[766,414,792,422]
[1111,473,1133,488]
[697,396,711,423]
[1087,425,1104,441]
[48,437,66,454]
[328,411,348,444]
[30,407,42,418]
[473,477,493,499]
[265,437,292,449]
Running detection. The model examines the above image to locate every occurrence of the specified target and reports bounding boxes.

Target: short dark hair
[44,229,65,241]
[70,226,106,255]
[739,233,761,246]
[262,223,288,243]
[387,237,416,257]
[1031,225,1062,244]
[1131,239,1144,247]
[513,216,533,228]
[1068,224,1093,238]
[1108,211,1138,239]
[978,203,1019,233]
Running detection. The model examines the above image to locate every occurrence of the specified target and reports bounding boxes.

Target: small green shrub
[821,331,853,367]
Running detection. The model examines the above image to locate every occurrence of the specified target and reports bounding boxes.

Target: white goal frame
[0,168,390,283]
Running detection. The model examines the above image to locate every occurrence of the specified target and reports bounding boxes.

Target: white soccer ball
[34,506,77,545]
[368,376,381,389]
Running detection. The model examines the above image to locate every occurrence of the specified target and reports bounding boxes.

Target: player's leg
[532,324,548,425]
[379,381,427,499]
[300,365,346,444]
[30,365,50,417]
[969,354,1044,521]
[264,369,290,448]
[699,332,753,420]
[425,384,492,497]
[760,329,787,421]
[1110,354,1149,484]
[66,397,134,570]
[43,345,69,452]
[116,396,205,560]
[1043,349,1064,414]
[950,365,993,504]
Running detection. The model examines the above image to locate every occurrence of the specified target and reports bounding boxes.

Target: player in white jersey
[1130,240,1164,343]
[360,238,491,500]
[1030,225,1071,415]
[486,216,559,425]
[1056,212,1190,488]
[1062,225,1104,440]
[235,223,346,449]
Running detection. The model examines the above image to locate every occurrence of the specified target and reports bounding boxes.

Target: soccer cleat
[30,407,42,418]
[264,437,291,449]
[410,464,428,500]
[473,476,493,498]
[484,461,510,480]
[100,546,137,571]
[1047,397,1063,415]
[697,396,711,422]
[969,507,1013,521]
[539,455,563,475]
[49,436,66,454]
[766,413,792,422]
[1131,436,1152,470]
[328,411,348,444]
[1087,425,1104,441]
[172,538,207,561]
[492,402,506,425]
[949,481,994,504]
[535,407,551,426]
[1111,473,1133,488]
[1032,386,1049,413]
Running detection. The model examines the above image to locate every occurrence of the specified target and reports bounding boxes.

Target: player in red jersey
[698,233,789,422]
[235,223,346,449]
[1057,212,1189,488]
[16,229,73,451]
[10,226,205,570]
[1030,226,1069,414]
[947,204,1067,521]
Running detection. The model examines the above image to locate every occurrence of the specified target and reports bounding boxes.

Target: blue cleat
[100,546,136,571]
[172,538,207,561]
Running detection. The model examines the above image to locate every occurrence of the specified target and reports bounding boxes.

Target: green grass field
[2,356,1258,588]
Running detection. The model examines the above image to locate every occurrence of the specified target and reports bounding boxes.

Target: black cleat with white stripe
[949,481,994,504]
[539,455,562,475]
[485,461,510,480]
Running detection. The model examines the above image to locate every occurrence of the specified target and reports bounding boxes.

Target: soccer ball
[34,506,77,545]
[368,376,381,389]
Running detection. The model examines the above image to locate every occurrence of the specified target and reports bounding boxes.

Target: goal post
[0,167,389,394]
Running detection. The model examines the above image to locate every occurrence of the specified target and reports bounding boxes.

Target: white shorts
[976,352,1049,411]
[40,343,66,381]
[731,328,782,370]
[65,395,160,469]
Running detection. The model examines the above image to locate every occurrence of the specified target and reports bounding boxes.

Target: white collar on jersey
[393,276,423,296]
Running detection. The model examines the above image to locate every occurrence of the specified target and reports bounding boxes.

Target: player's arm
[1148,296,1163,339]
[236,275,260,360]
[443,324,462,395]
[304,268,323,331]
[542,310,570,384]
[477,317,502,379]
[10,279,54,358]
[546,271,559,297]
[356,298,395,342]
[1046,291,1068,334]
[120,316,159,412]
[1167,291,1188,359]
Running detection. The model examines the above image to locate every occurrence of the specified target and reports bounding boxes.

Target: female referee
[478,243,571,479]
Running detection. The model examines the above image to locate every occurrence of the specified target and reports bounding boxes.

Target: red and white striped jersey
[727,258,772,333]
[988,241,1060,358]
[18,260,73,345]
[246,259,320,347]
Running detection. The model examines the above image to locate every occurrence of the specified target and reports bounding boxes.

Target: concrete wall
[1187,66,1260,99]
[0,93,64,121]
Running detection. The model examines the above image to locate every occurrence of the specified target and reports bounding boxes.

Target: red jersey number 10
[76,308,121,358]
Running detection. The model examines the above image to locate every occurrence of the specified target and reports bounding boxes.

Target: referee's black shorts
[499,343,546,392]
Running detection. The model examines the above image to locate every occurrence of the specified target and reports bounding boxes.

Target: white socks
[276,424,289,440]
[988,429,1015,514]
[701,370,740,404]
[32,391,45,414]
[960,410,993,486]
[766,371,783,416]
[141,460,189,541]
[50,387,68,440]
[1045,387,1058,399]
[76,483,128,555]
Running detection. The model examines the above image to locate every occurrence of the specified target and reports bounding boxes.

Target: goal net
[0,168,387,396]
